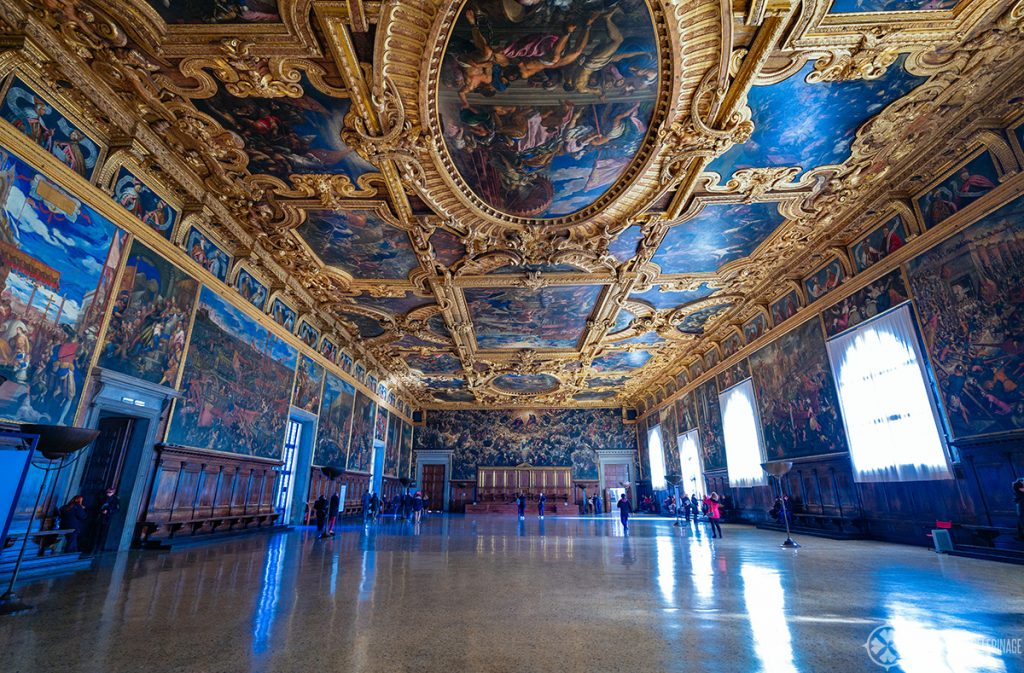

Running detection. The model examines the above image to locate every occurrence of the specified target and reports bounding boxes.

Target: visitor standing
[1014,478,1024,540]
[594,492,603,516]
[538,492,546,519]
[690,494,699,520]
[327,491,340,536]
[60,495,87,553]
[617,493,632,533]
[703,492,723,538]
[681,493,691,522]
[96,488,120,552]
[413,491,424,524]
[313,494,328,538]
[361,490,371,522]
[517,493,526,519]
[370,492,380,522]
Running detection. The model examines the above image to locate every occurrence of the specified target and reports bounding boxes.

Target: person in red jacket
[703,492,723,539]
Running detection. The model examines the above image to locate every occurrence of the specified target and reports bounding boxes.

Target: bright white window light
[826,304,950,482]
[720,379,767,488]
[678,428,704,498]
[647,424,667,491]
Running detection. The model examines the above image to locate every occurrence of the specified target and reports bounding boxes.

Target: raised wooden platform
[465,501,576,516]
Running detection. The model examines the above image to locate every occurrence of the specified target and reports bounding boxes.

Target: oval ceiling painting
[439,0,659,219]
[492,373,560,395]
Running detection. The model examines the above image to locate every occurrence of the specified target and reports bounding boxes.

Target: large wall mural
[465,285,601,349]
[415,408,636,480]
[652,203,786,274]
[167,287,298,459]
[0,147,122,424]
[98,240,198,387]
[694,377,726,471]
[297,210,420,280]
[347,390,376,472]
[907,193,1024,438]
[439,0,659,218]
[384,411,402,476]
[315,372,355,470]
[399,421,414,480]
[292,354,324,414]
[748,317,846,460]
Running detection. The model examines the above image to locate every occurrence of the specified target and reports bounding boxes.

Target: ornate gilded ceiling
[3,0,1023,411]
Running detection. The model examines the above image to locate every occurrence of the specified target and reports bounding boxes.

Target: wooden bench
[4,529,77,556]
[956,524,1014,548]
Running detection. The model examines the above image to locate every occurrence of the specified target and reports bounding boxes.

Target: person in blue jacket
[617,493,632,533]
[538,492,546,519]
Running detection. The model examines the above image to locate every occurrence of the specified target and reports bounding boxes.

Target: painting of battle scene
[743,313,768,343]
[694,378,726,471]
[297,320,319,348]
[167,288,297,459]
[145,0,281,24]
[112,167,177,238]
[0,148,122,424]
[708,58,924,181]
[235,268,268,310]
[98,241,198,386]
[465,285,601,349]
[652,203,786,274]
[1,78,101,179]
[439,0,659,218]
[823,270,910,337]
[851,215,907,272]
[185,227,230,282]
[347,391,377,472]
[749,317,846,460]
[385,412,402,476]
[770,290,800,326]
[297,210,420,279]
[415,408,635,480]
[292,354,324,414]
[803,258,846,303]
[918,151,999,230]
[270,298,296,332]
[907,194,1024,438]
[315,373,355,470]
[195,78,373,181]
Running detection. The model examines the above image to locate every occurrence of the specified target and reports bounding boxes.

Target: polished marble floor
[2,515,1023,673]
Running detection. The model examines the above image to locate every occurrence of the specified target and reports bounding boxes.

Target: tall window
[647,424,667,491]
[677,428,704,498]
[719,379,767,488]
[276,419,302,519]
[826,304,950,482]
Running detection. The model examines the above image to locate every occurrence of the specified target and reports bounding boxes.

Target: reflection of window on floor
[826,305,950,483]
[677,429,704,498]
[647,425,666,491]
[276,420,302,519]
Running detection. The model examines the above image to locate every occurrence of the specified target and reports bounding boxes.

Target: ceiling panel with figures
[6,0,1023,412]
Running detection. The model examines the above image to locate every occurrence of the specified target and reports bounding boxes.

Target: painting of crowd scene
[347,391,377,472]
[167,288,297,459]
[906,194,1024,438]
[822,270,910,337]
[415,408,635,480]
[385,412,402,476]
[185,227,230,282]
[694,378,726,471]
[234,268,268,310]
[292,354,324,414]
[97,241,198,387]
[0,148,122,424]
[315,373,355,470]
[270,298,296,332]
[145,0,281,24]
[439,0,659,218]
[770,289,800,326]
[917,151,999,231]
[112,167,177,238]
[851,215,907,272]
[2,78,101,179]
[748,317,847,460]
[804,258,846,303]
[194,76,373,181]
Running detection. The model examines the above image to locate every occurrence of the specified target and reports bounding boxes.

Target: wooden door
[422,464,445,512]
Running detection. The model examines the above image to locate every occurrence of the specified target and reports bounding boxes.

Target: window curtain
[677,428,704,498]
[826,304,951,483]
[647,424,667,491]
[719,379,767,488]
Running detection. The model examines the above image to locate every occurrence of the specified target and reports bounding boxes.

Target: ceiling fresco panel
[465,285,603,349]
[629,283,717,310]
[298,210,421,280]
[144,0,282,24]
[827,0,959,12]
[651,203,786,274]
